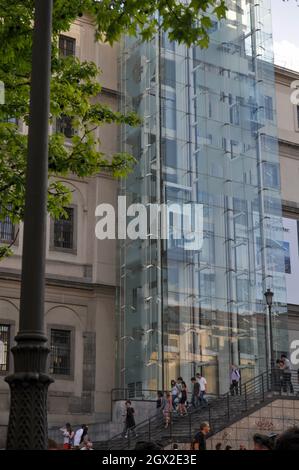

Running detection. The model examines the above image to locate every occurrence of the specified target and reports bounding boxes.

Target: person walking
[156,391,165,415]
[60,422,74,450]
[80,425,89,446]
[274,359,285,393]
[163,392,173,429]
[191,377,200,409]
[191,422,210,451]
[74,424,84,449]
[170,380,179,410]
[176,377,183,399]
[122,400,137,439]
[230,365,241,396]
[281,354,294,394]
[196,373,208,407]
[178,381,188,416]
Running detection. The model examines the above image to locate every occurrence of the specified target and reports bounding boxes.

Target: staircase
[94,370,299,450]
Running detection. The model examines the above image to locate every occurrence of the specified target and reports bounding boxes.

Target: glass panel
[117,0,288,395]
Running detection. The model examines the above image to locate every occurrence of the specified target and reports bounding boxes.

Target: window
[161,89,176,130]
[162,138,177,167]
[230,140,240,160]
[135,381,142,397]
[264,96,274,121]
[229,95,242,126]
[59,35,76,57]
[208,94,212,118]
[0,214,14,243]
[128,382,143,398]
[263,162,280,189]
[50,329,71,375]
[53,207,75,250]
[0,324,10,372]
[56,115,74,138]
[261,134,277,154]
[188,331,199,354]
[161,59,176,87]
[296,106,299,129]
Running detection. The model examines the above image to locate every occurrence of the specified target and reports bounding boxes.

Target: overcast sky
[271,0,299,71]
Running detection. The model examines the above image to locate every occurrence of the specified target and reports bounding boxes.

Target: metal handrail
[111,387,218,401]
[100,369,299,450]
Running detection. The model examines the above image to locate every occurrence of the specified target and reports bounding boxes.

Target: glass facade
[117,0,288,394]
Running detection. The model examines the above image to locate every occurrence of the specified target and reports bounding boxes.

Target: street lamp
[264,288,274,372]
[5,0,53,449]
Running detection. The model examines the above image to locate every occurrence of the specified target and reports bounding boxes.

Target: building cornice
[0,269,116,294]
[275,65,299,86]
[282,200,299,217]
[279,139,299,160]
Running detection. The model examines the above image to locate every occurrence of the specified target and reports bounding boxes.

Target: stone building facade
[275,65,299,362]
[0,15,120,442]
[1,12,299,449]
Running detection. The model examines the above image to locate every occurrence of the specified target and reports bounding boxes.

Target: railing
[111,388,218,402]
[96,369,299,450]
[111,388,163,402]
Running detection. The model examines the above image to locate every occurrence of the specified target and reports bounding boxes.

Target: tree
[0,0,227,259]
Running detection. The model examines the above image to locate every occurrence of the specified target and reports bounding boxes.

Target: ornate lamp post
[5,0,53,449]
[264,288,274,372]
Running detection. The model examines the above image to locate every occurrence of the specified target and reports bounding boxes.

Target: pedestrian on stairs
[178,381,188,416]
[170,379,180,411]
[191,422,210,451]
[196,373,208,407]
[122,400,138,439]
[156,391,165,415]
[281,354,294,394]
[191,377,200,408]
[230,365,241,396]
[163,392,173,429]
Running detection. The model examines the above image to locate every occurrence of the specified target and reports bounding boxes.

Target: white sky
[271,0,299,71]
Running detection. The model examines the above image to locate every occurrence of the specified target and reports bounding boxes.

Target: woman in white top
[60,423,74,450]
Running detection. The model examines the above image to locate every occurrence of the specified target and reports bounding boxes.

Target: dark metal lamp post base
[5,371,53,450]
[5,339,53,449]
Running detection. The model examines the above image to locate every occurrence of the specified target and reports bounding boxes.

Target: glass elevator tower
[117,0,288,395]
